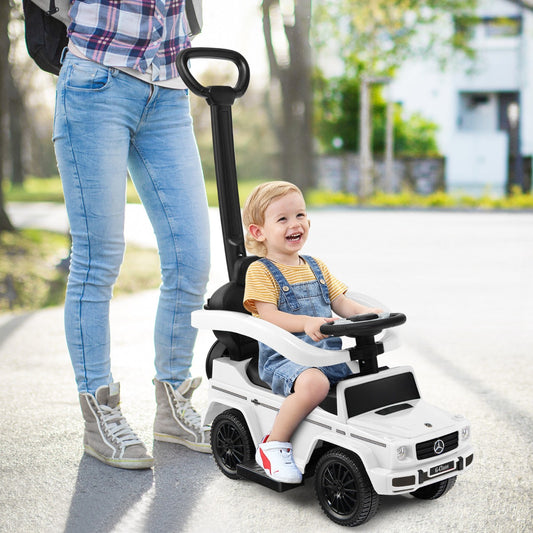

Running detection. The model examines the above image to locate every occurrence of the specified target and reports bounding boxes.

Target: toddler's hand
[304,317,336,342]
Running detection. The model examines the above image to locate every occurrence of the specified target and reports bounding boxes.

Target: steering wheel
[320,312,406,338]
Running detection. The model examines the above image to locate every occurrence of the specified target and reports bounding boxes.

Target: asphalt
[1,203,532,533]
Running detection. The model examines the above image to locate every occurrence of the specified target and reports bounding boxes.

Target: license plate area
[430,460,455,477]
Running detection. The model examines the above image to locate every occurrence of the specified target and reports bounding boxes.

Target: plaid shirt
[68,0,191,81]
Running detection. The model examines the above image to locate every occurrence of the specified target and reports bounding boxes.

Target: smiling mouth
[286,233,302,241]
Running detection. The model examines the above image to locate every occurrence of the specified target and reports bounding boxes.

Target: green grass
[4,176,263,207]
[0,229,70,312]
[5,176,533,209]
[5,177,66,203]
[306,186,533,210]
[0,228,161,314]
[5,176,142,204]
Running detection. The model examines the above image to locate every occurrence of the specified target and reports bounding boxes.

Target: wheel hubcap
[323,463,357,515]
[216,423,243,469]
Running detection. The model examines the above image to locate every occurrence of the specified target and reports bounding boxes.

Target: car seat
[204,254,340,414]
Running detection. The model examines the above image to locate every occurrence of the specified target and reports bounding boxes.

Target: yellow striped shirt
[243,257,347,317]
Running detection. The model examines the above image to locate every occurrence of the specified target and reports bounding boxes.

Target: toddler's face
[254,191,309,262]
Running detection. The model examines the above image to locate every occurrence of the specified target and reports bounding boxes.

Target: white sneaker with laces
[255,437,302,484]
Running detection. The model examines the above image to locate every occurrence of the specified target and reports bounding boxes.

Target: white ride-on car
[177,48,474,527]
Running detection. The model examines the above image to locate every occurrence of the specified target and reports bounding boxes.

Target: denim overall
[258,256,351,397]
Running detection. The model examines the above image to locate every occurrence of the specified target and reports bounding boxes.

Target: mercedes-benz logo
[434,439,445,454]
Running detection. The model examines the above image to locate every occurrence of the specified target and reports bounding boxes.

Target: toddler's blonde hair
[242,180,304,257]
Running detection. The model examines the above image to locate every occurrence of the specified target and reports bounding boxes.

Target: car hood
[349,399,465,441]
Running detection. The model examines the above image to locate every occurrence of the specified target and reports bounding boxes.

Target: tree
[506,0,533,10]
[313,0,478,78]
[261,1,477,193]
[3,1,57,185]
[262,0,315,192]
[8,68,25,187]
[312,0,477,196]
[0,0,15,232]
[7,2,25,187]
[315,74,439,156]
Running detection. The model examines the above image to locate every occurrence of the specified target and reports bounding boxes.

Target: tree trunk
[262,0,315,192]
[0,0,15,232]
[9,70,25,187]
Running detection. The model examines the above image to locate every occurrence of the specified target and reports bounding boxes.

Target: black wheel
[211,409,255,480]
[410,476,456,500]
[314,448,379,527]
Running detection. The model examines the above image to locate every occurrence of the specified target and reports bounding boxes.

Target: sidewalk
[1,205,532,532]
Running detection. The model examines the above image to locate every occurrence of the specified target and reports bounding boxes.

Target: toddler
[243,181,379,483]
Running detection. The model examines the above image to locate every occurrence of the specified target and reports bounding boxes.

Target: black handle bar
[176,47,250,280]
[176,47,250,100]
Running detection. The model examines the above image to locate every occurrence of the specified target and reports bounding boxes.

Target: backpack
[23,0,203,76]
[22,0,70,75]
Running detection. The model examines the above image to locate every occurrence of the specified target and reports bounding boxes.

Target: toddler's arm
[331,293,381,318]
[254,301,334,342]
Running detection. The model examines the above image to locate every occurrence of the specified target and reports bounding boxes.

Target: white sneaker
[255,437,302,484]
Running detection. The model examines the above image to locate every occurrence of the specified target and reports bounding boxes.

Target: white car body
[192,307,474,496]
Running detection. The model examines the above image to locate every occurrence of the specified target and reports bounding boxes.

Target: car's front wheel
[314,448,379,527]
[411,476,456,499]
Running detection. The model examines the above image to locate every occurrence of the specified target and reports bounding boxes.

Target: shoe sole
[84,445,154,469]
[154,432,212,454]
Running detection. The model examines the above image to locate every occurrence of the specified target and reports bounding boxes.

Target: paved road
[1,204,532,532]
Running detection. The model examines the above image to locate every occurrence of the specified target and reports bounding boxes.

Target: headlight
[461,426,470,441]
[397,445,408,461]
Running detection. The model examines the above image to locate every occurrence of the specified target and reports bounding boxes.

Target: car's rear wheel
[211,409,255,480]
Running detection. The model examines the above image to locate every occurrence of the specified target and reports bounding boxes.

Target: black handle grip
[177,47,250,99]
[320,312,406,338]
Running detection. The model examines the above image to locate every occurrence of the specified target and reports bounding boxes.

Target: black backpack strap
[47,0,58,16]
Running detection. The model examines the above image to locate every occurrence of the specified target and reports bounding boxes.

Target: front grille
[416,431,458,460]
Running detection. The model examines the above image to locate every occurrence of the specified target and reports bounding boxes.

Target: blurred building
[391,0,533,195]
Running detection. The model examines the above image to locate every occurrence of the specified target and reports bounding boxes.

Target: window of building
[483,16,522,38]
[454,15,522,43]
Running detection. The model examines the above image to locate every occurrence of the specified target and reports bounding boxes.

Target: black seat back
[205,255,258,360]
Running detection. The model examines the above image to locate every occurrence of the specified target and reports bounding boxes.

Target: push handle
[176,47,250,281]
[177,47,250,100]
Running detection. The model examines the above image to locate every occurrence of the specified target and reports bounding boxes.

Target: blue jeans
[53,53,210,394]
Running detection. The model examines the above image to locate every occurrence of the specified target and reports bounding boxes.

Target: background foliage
[314,73,440,156]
